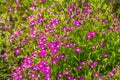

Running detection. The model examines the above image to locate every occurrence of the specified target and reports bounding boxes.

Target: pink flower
[57,73,63,78]
[77,66,83,70]
[41,0,46,3]
[39,49,47,57]
[89,31,96,37]
[7,7,12,11]
[79,77,84,80]
[14,49,22,55]
[68,8,73,13]
[74,47,82,53]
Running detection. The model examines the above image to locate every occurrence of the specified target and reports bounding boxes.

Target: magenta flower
[99,41,106,46]
[32,66,37,71]
[65,43,71,48]
[7,7,12,11]
[109,72,115,78]
[86,33,92,39]
[70,3,74,8]
[91,45,96,50]
[30,74,35,79]
[92,73,100,77]
[41,0,46,3]
[77,66,83,70]
[52,59,57,64]
[62,27,67,31]
[86,31,96,39]
[89,31,96,37]
[79,77,84,80]
[36,60,46,69]
[90,61,98,69]
[102,31,106,34]
[117,65,120,70]
[74,47,82,53]
[57,73,63,78]
[102,19,108,23]
[80,61,87,65]
[14,49,21,55]
[73,20,81,27]
[113,26,119,30]
[11,71,18,77]
[45,74,51,80]
[65,69,71,75]
[39,49,47,57]
[14,0,19,3]
[71,42,77,46]
[41,66,51,74]
[51,49,58,54]
[68,8,73,13]
[102,53,108,58]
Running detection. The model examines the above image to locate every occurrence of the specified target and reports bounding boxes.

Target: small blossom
[30,74,35,79]
[65,70,71,75]
[57,73,63,78]
[74,47,82,53]
[79,77,84,80]
[92,73,100,77]
[109,72,115,78]
[91,45,96,50]
[102,53,108,58]
[68,8,73,13]
[7,7,12,11]
[99,41,106,46]
[77,66,83,70]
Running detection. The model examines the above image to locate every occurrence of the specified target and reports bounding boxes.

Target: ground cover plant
[0,0,120,80]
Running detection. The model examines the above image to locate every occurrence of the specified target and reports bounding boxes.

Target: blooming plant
[0,0,120,80]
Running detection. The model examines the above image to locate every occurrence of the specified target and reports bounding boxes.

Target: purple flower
[41,66,51,74]
[32,66,37,71]
[65,43,71,48]
[62,27,67,31]
[57,73,63,78]
[102,31,106,34]
[71,42,77,46]
[11,71,18,77]
[51,49,58,54]
[113,26,119,30]
[74,47,82,53]
[102,53,108,58]
[99,41,106,46]
[39,49,47,57]
[73,20,81,27]
[68,8,73,13]
[36,60,46,69]
[92,73,100,77]
[30,74,35,79]
[41,0,46,3]
[117,65,120,70]
[70,3,74,8]
[14,49,21,55]
[65,70,71,75]
[80,61,87,65]
[7,7,12,11]
[52,59,57,64]
[14,0,19,3]
[86,34,92,39]
[102,19,108,23]
[89,31,96,37]
[77,66,83,70]
[91,45,96,50]
[90,61,98,69]
[79,77,84,80]
[109,72,115,78]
